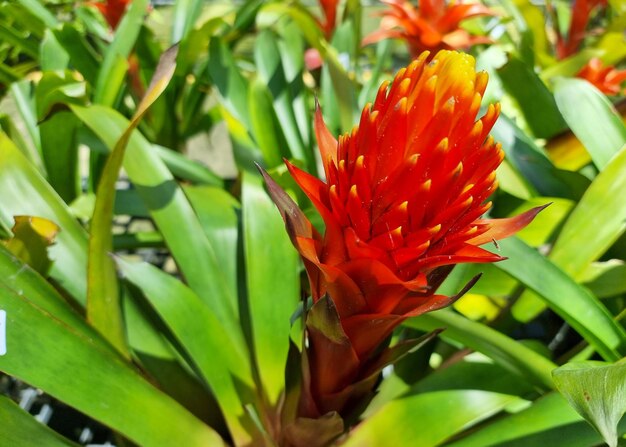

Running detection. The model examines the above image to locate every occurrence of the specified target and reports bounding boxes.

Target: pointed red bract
[363,0,495,57]
[555,0,607,59]
[91,0,131,30]
[265,50,544,417]
[576,58,626,96]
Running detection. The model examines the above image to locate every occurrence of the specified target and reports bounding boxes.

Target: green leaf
[343,390,519,447]
[0,396,79,447]
[513,146,626,320]
[171,0,205,42]
[15,0,58,28]
[242,172,299,406]
[553,361,626,447]
[549,146,626,277]
[40,29,69,71]
[0,287,225,447]
[155,145,223,186]
[447,393,623,447]
[182,185,239,302]
[581,260,626,298]
[405,309,556,390]
[491,114,573,199]
[3,216,59,275]
[93,0,149,106]
[0,132,88,304]
[70,104,247,359]
[207,38,250,128]
[254,29,310,168]
[276,20,313,157]
[497,55,566,139]
[248,76,288,168]
[35,71,87,122]
[260,2,357,130]
[554,78,626,171]
[0,245,103,347]
[117,258,256,445]
[87,45,178,357]
[53,25,100,86]
[9,80,41,155]
[496,237,626,361]
[39,112,80,204]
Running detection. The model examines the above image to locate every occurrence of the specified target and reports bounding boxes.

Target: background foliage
[0,0,625,446]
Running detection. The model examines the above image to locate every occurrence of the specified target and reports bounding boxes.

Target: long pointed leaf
[0,287,225,447]
[88,45,178,356]
[0,133,88,304]
[118,258,256,446]
[496,237,626,361]
[0,396,79,447]
[242,172,299,406]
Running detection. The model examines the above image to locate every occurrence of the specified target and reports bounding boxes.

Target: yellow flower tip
[470,120,484,139]
[461,183,475,195]
[349,184,358,197]
[398,77,412,96]
[369,110,379,124]
[407,153,419,166]
[429,224,442,235]
[394,67,408,84]
[377,80,390,98]
[396,96,408,113]
[476,71,489,95]
[436,137,450,153]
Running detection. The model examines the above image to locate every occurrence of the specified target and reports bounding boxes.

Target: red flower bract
[91,0,131,30]
[363,0,495,57]
[263,50,543,418]
[576,57,626,96]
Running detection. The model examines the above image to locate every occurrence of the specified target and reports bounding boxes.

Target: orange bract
[287,50,540,323]
[577,58,626,95]
[555,0,607,59]
[263,50,543,415]
[91,0,130,30]
[363,0,495,57]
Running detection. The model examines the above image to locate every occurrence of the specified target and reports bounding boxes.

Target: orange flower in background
[264,50,544,418]
[555,0,607,59]
[576,57,626,95]
[363,0,495,57]
[317,0,340,38]
[91,0,130,30]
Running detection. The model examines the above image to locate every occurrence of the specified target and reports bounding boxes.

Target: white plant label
[0,310,6,356]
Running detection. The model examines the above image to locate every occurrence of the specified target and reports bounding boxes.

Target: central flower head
[262,50,544,415]
[284,51,540,326]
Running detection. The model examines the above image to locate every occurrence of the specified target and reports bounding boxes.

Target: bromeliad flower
[317,0,340,38]
[263,50,544,421]
[555,0,607,59]
[576,57,626,95]
[91,0,131,30]
[363,0,495,57]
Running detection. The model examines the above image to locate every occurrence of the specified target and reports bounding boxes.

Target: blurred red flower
[264,50,543,417]
[555,0,607,59]
[363,0,495,57]
[576,57,626,95]
[91,0,130,30]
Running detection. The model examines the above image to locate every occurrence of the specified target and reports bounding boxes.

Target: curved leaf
[554,78,626,170]
[0,286,225,447]
[343,390,518,447]
[0,396,79,447]
[242,172,299,406]
[405,309,555,390]
[497,237,626,361]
